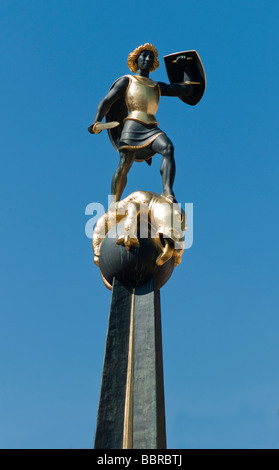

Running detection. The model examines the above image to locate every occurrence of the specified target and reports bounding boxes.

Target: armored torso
[124,75,161,125]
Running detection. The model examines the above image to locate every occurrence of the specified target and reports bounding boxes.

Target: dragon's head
[149,197,186,267]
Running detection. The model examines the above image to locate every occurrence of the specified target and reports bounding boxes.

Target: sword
[92,121,120,134]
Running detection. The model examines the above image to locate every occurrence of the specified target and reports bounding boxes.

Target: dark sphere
[99,222,174,290]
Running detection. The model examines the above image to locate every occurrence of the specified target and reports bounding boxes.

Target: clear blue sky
[1,0,279,449]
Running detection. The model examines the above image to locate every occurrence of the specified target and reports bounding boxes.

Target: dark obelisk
[94,232,173,449]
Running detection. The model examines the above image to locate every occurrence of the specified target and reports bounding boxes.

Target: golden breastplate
[124,75,160,125]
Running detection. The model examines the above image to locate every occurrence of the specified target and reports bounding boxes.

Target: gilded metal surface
[124,75,160,125]
[171,57,193,63]
[93,191,186,283]
[123,290,135,449]
[94,121,120,133]
[92,122,102,134]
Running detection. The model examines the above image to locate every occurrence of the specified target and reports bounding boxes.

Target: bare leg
[111,150,135,201]
[151,134,176,199]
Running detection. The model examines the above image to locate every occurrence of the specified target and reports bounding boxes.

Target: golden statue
[88,43,205,203]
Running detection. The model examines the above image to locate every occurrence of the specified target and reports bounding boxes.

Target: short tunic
[118,120,164,151]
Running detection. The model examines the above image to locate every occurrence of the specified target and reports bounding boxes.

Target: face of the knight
[136,50,155,71]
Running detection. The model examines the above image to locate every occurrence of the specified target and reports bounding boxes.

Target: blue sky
[1,0,279,449]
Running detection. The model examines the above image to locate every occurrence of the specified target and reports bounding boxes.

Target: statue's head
[127,43,159,73]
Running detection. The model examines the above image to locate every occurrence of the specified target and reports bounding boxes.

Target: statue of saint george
[88,43,205,202]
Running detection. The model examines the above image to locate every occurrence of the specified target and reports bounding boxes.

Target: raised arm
[158,55,201,98]
[158,80,194,98]
[88,76,130,134]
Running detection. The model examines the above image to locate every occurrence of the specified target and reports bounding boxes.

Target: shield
[164,50,206,105]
